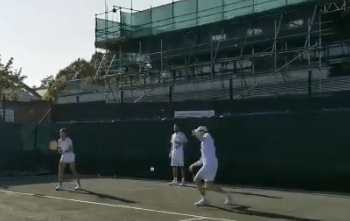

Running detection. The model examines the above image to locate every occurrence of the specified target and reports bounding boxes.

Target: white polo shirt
[171,132,188,158]
[58,137,74,153]
[199,133,218,166]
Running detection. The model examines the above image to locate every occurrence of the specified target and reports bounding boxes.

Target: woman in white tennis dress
[56,128,82,190]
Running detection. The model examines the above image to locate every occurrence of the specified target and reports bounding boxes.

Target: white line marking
[0,190,236,221]
[180,218,206,221]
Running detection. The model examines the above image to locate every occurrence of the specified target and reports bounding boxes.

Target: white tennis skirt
[60,153,75,163]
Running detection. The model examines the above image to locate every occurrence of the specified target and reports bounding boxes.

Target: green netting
[198,0,222,26]
[95,18,121,42]
[96,0,321,41]
[224,0,254,19]
[151,5,173,35]
[174,0,197,30]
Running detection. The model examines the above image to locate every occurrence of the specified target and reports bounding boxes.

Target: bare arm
[57,140,63,154]
[189,157,203,172]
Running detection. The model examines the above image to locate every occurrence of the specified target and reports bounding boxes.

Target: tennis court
[0,175,349,221]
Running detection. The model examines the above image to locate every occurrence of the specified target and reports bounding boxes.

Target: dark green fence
[1,110,350,192]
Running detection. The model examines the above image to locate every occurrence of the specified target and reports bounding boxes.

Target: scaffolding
[86,0,350,103]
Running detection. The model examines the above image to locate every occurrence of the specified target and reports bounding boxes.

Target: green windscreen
[96,0,320,42]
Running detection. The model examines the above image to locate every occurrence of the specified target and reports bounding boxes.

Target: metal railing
[121,76,350,103]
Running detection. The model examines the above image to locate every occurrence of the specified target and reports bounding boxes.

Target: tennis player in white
[56,128,82,191]
[169,124,188,186]
[189,126,232,206]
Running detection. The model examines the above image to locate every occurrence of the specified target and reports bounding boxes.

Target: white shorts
[60,153,75,163]
[171,156,184,167]
[171,149,184,167]
[194,162,218,182]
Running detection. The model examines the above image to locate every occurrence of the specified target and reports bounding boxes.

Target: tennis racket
[49,140,58,151]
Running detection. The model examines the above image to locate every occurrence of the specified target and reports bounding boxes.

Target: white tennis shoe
[224,195,233,205]
[168,180,178,186]
[194,198,210,206]
[55,184,62,191]
[75,185,83,190]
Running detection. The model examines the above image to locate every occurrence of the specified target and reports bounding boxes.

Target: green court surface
[0,176,349,221]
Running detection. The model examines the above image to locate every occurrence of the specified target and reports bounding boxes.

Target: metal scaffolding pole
[272,14,283,72]
[319,12,322,69]
[89,1,345,103]
[139,41,142,87]
[308,16,312,96]
[252,47,255,94]
[210,31,213,79]
[274,20,277,71]
[308,17,311,68]
[185,34,188,79]
[161,38,163,74]
[235,43,319,99]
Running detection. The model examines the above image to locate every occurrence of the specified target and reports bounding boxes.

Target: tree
[40,58,97,101]
[56,58,96,81]
[40,75,67,101]
[0,56,27,101]
[40,75,55,89]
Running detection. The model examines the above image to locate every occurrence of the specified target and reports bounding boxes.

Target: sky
[0,0,175,88]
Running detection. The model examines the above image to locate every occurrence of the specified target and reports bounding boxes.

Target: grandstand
[58,0,350,104]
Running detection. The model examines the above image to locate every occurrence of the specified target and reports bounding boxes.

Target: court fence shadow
[210,204,323,221]
[67,188,139,204]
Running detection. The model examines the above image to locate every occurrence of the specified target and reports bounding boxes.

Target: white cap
[194,126,208,133]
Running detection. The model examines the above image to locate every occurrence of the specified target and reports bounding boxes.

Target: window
[247,28,263,36]
[212,34,227,41]
[287,19,304,29]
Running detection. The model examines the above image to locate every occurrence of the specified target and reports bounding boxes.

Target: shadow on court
[183,184,282,199]
[0,176,349,221]
[209,205,323,221]
[67,189,139,204]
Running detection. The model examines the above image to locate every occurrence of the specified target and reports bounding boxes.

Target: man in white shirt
[189,126,232,206]
[169,124,188,186]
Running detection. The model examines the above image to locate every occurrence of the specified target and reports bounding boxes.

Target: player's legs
[170,156,180,185]
[194,176,206,197]
[58,162,66,184]
[180,166,185,185]
[205,181,232,204]
[172,166,178,181]
[57,162,67,190]
[69,163,81,188]
[193,167,210,205]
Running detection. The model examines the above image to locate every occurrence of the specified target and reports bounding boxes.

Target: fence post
[2,95,5,122]
[33,125,38,152]
[229,78,233,100]
[49,99,53,123]
[169,86,173,103]
[308,70,312,96]
[121,91,124,103]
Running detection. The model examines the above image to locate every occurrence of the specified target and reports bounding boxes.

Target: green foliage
[56,58,96,81]
[0,56,27,101]
[40,57,98,101]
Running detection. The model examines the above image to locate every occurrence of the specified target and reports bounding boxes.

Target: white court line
[0,189,236,221]
[180,218,206,221]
